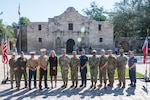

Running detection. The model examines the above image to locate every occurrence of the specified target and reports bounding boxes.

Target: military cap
[129,51,134,54]
[119,49,124,52]
[81,49,85,52]
[29,51,36,55]
[72,51,77,54]
[40,48,46,52]
[92,50,97,53]
[107,50,112,52]
[62,48,66,52]
[20,51,24,55]
[101,49,105,52]
[12,52,16,56]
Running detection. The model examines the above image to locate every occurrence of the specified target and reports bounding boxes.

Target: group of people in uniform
[9,48,137,90]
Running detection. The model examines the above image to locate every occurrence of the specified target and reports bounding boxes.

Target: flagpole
[3,63,5,80]
[144,29,149,81]
[1,33,9,84]
[146,29,149,79]
[18,3,21,52]
[6,64,9,80]
[147,29,150,78]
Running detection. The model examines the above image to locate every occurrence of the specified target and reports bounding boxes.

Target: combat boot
[98,83,102,87]
[74,82,78,88]
[117,82,121,87]
[11,85,13,89]
[104,83,106,89]
[64,82,67,88]
[122,83,125,88]
[61,82,65,88]
[90,82,93,88]
[109,83,113,87]
[94,82,96,89]
[70,82,74,88]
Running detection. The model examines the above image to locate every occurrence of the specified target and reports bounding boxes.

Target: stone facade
[25,7,114,53]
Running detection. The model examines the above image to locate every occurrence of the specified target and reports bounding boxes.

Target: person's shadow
[126,87,136,96]
[113,86,124,96]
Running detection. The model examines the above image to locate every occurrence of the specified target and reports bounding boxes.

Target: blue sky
[0,0,121,25]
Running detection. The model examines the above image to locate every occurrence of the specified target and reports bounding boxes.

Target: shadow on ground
[0,85,138,99]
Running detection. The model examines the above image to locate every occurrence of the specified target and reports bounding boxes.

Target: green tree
[0,19,4,38]
[0,12,14,39]
[111,0,150,37]
[5,25,14,38]
[18,17,30,25]
[82,1,107,21]
[12,22,18,28]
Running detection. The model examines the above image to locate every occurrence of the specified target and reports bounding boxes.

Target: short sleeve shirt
[79,55,88,66]
[38,55,48,68]
[128,57,137,69]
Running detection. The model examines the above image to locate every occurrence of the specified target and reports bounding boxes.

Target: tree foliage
[0,19,4,38]
[82,1,107,21]
[18,17,30,25]
[111,0,150,37]
[0,12,14,39]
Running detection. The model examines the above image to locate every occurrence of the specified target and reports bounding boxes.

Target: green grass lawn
[25,56,144,79]
[27,64,143,79]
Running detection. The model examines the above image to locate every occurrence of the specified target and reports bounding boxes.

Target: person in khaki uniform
[89,50,99,89]
[117,49,128,88]
[107,50,117,87]
[9,52,18,89]
[26,51,38,90]
[98,49,108,88]
[38,48,49,90]
[70,51,80,88]
[59,49,70,88]
[17,51,28,90]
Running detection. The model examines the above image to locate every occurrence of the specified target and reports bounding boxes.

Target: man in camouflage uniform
[98,49,108,88]
[9,52,18,89]
[70,51,80,88]
[107,50,117,87]
[27,51,38,90]
[89,50,99,89]
[59,49,70,88]
[17,51,28,90]
[117,49,128,88]
[38,48,48,90]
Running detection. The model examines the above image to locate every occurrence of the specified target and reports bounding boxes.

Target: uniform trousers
[29,69,37,88]
[61,70,68,83]
[10,69,18,87]
[107,68,115,85]
[39,68,48,88]
[90,68,98,83]
[80,68,87,86]
[129,68,136,83]
[99,68,107,84]
[17,69,27,88]
[71,70,78,84]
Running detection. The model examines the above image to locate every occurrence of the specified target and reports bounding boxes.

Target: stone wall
[26,7,114,53]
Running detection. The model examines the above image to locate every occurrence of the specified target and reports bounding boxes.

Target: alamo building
[16,7,114,54]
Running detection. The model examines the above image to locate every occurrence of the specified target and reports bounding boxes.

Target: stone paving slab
[0,79,150,100]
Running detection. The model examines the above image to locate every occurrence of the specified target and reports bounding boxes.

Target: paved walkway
[0,55,150,100]
[0,79,150,100]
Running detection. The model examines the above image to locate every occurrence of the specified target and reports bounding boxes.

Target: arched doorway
[66,39,75,53]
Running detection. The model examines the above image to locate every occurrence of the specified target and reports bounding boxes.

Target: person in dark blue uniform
[79,49,88,88]
[128,51,137,87]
